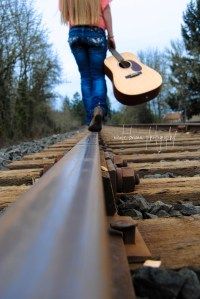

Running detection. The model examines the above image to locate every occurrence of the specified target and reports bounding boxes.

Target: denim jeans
[68,26,108,124]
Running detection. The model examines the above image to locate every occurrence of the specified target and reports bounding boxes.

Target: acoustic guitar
[104,48,162,106]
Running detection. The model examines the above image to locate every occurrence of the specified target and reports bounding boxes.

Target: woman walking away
[59,0,115,132]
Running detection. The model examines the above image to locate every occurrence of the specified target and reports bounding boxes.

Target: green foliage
[51,92,87,133]
[106,96,112,119]
[0,0,61,142]
[109,103,157,125]
[62,96,71,111]
[182,0,200,55]
[70,92,86,125]
[168,0,200,119]
[138,48,170,119]
[109,110,124,125]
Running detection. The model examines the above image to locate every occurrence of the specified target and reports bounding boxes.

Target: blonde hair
[60,0,101,26]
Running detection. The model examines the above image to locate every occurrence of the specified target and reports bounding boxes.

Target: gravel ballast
[0,130,80,170]
[133,267,200,299]
[117,194,200,219]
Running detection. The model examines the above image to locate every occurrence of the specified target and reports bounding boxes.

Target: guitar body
[104,52,162,106]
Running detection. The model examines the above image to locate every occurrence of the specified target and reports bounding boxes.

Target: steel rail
[0,133,111,299]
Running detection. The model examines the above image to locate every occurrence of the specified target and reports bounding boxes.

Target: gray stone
[133,267,187,299]
[169,210,183,218]
[154,173,163,178]
[119,209,143,219]
[190,268,200,284]
[165,172,176,178]
[144,172,176,179]
[179,268,200,299]
[144,212,158,219]
[116,197,124,206]
[150,201,172,214]
[195,206,200,214]
[150,205,161,215]
[5,146,13,153]
[0,130,78,170]
[174,203,199,216]
[158,202,172,212]
[144,174,157,179]
[117,202,127,212]
[121,195,151,212]
[131,209,143,219]
[120,194,130,202]
[156,210,170,218]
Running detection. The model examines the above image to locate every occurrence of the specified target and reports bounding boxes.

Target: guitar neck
[109,48,124,63]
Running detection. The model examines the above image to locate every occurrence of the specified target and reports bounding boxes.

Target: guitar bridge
[125,71,142,79]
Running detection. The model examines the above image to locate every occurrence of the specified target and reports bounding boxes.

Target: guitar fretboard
[109,48,125,63]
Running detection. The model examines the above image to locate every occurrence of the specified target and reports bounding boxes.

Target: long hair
[60,0,101,26]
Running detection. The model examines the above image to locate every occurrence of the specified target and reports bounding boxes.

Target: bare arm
[102,5,113,37]
[102,5,116,49]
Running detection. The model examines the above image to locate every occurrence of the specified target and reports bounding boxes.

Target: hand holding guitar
[108,36,116,49]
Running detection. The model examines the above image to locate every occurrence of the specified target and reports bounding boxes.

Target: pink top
[68,0,112,30]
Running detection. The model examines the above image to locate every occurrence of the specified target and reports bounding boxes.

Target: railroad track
[101,125,200,270]
[0,124,200,298]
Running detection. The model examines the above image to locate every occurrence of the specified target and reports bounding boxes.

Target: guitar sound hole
[119,60,131,69]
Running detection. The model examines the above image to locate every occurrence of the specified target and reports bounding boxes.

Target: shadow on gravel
[132,267,200,299]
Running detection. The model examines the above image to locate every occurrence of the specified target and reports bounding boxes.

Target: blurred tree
[182,0,200,55]
[109,103,156,125]
[70,92,86,125]
[167,41,189,121]
[168,0,200,119]
[106,96,112,119]
[0,0,61,141]
[138,48,170,119]
[62,96,71,111]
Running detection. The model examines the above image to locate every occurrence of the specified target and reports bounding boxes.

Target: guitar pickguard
[129,60,142,72]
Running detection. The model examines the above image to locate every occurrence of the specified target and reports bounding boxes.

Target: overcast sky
[34,0,190,110]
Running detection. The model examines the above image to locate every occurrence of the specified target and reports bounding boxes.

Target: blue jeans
[68,26,108,124]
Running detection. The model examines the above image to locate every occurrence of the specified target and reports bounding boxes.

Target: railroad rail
[0,124,200,298]
[0,130,135,299]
